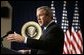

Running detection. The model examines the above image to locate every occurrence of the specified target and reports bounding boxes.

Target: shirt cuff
[24,37,27,43]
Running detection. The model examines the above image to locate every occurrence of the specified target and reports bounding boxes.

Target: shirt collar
[43,20,54,30]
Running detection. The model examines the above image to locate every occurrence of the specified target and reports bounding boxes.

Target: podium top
[1,47,21,54]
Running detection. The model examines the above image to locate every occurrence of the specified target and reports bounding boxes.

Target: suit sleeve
[26,26,64,53]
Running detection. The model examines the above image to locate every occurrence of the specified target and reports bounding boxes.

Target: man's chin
[39,24,43,26]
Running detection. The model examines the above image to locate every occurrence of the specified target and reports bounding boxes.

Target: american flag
[70,1,83,54]
[51,1,83,54]
[51,1,57,23]
[61,1,71,54]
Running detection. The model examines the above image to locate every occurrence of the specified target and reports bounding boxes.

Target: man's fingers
[14,32,18,36]
[6,34,14,41]
[8,34,12,37]
[7,37,13,40]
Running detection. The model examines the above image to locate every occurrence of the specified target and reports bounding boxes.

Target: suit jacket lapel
[39,22,56,40]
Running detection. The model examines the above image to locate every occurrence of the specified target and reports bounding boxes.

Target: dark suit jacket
[26,22,64,54]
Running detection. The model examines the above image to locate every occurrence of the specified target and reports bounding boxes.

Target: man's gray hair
[37,6,53,17]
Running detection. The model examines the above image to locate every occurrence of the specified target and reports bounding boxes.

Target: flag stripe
[71,37,77,54]
[77,31,83,53]
[63,50,66,54]
[63,42,68,54]
[64,40,70,54]
[77,32,83,53]
[71,28,82,54]
[77,31,83,44]
[71,33,79,54]
[66,30,71,54]
[77,31,83,52]
[72,30,82,53]
[72,27,82,49]
[66,30,71,45]
[71,37,81,54]
[63,31,71,54]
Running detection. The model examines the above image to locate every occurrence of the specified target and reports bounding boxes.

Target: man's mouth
[38,21,43,26]
[38,21,42,23]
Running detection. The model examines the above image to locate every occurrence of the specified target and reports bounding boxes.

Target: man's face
[36,9,49,26]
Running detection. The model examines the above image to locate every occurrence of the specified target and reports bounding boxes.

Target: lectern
[1,47,21,54]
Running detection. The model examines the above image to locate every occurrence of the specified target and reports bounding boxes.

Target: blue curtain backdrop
[9,1,83,50]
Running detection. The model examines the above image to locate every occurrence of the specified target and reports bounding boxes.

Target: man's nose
[38,17,41,20]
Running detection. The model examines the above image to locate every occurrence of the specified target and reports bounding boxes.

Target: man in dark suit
[6,6,64,54]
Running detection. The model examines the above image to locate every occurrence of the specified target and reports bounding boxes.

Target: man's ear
[47,15,51,19]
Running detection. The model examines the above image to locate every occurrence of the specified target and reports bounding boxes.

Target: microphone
[1,31,14,41]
